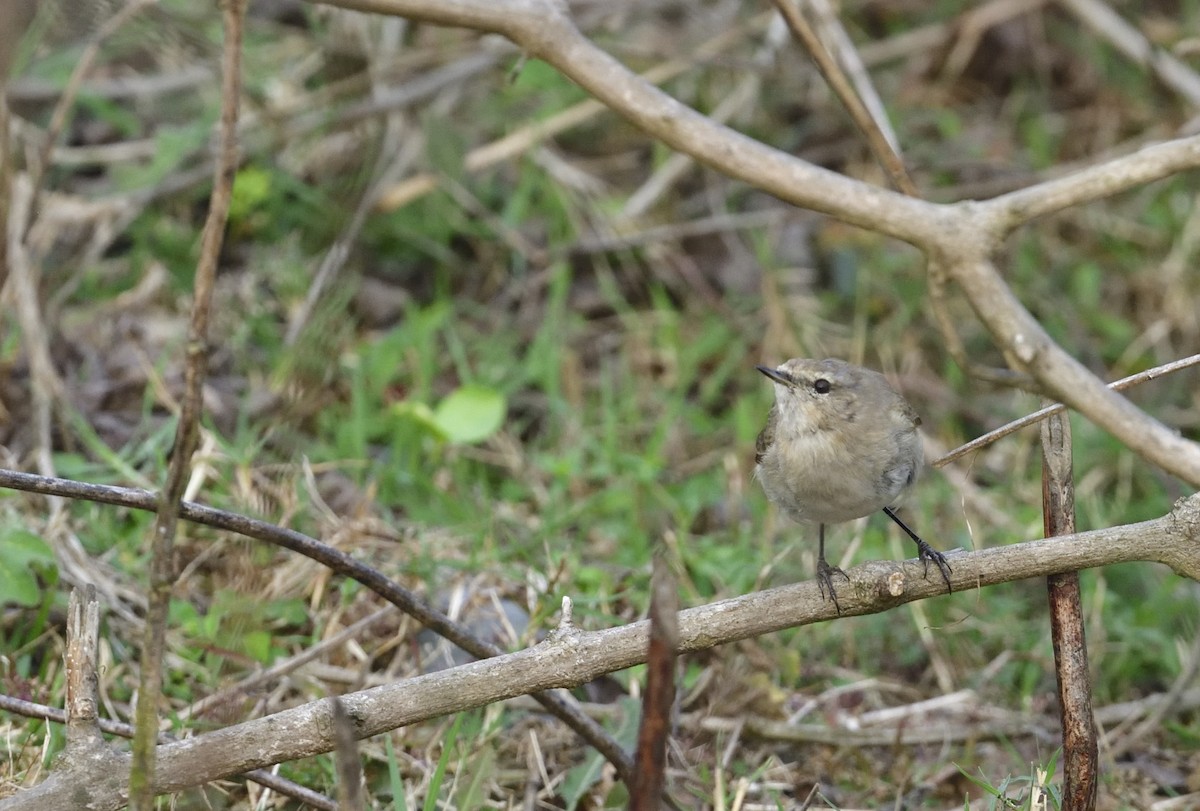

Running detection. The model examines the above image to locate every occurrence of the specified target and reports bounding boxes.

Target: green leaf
[384,735,407,811]
[424,713,464,811]
[0,529,58,607]
[229,167,273,223]
[561,696,640,809]
[392,400,443,439]
[432,385,507,444]
[241,630,274,663]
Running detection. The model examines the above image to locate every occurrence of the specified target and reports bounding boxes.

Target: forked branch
[307,0,1200,485]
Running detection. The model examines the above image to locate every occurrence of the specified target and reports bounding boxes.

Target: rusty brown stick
[1041,411,1098,810]
[631,546,680,810]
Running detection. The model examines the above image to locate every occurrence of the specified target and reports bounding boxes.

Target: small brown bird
[755,358,952,610]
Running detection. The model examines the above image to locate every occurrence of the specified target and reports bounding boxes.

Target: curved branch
[315,0,940,242]
[305,0,1200,486]
[981,135,1200,232]
[0,469,633,786]
[10,493,1199,810]
[940,257,1200,485]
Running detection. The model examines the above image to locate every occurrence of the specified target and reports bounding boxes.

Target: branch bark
[5,492,1198,811]
[0,467,634,785]
[1041,412,1098,810]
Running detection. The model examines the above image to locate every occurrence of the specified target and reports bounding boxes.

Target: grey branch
[307,0,1200,486]
[7,493,1199,811]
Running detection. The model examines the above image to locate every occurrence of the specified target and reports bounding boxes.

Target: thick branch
[7,493,1198,811]
[0,468,633,785]
[314,0,939,241]
[943,257,1200,485]
[982,135,1200,231]
[303,0,1200,487]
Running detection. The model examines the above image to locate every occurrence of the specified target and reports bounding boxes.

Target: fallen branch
[4,491,1197,810]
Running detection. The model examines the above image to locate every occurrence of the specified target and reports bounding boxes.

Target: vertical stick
[128,1,247,807]
[631,545,679,810]
[65,586,102,747]
[1041,411,1098,810]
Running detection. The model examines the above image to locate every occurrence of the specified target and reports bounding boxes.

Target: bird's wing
[755,405,777,465]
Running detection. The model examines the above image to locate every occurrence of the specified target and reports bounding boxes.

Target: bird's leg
[882,507,952,594]
[816,523,850,613]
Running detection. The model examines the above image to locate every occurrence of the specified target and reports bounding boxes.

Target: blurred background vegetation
[2,0,1199,807]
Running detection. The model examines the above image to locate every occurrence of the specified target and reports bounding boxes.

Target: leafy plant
[0,529,58,609]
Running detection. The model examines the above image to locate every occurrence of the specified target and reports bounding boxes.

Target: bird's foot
[915,539,953,594]
[816,557,851,614]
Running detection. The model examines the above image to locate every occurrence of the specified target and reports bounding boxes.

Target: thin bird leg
[815,523,850,613]
[882,507,953,593]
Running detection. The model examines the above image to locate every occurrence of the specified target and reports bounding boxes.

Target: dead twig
[0,688,337,810]
[1042,410,1098,811]
[630,546,679,810]
[129,1,247,807]
[769,0,917,196]
[0,467,635,789]
[932,353,1200,469]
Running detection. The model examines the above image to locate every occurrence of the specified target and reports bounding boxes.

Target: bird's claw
[915,540,953,594]
[816,558,850,614]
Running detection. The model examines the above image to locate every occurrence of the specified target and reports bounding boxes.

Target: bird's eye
[813,378,831,394]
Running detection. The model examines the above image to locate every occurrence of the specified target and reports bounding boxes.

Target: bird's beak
[756,365,790,385]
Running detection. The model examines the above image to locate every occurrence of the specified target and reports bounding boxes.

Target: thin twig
[769,0,917,196]
[0,467,636,788]
[932,353,1200,469]
[806,0,900,154]
[25,0,154,228]
[128,0,247,807]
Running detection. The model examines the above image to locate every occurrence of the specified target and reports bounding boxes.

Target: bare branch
[942,257,1200,484]
[770,0,917,195]
[0,691,338,810]
[1041,413,1099,810]
[0,467,634,786]
[979,135,1200,232]
[933,354,1200,469]
[305,0,1200,486]
[7,492,1199,810]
